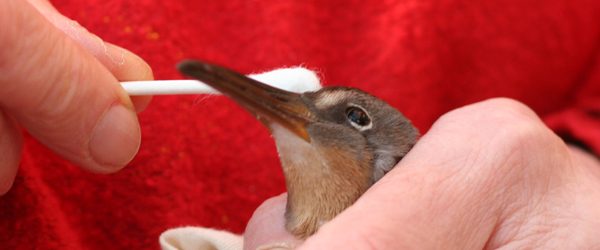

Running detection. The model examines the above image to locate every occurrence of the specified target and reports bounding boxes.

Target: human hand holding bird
[244,99,600,250]
[177,61,600,250]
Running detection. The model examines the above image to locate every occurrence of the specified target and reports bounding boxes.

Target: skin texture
[244,98,600,250]
[0,0,153,195]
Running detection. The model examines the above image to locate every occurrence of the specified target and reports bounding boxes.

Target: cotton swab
[119,67,323,96]
[120,80,219,96]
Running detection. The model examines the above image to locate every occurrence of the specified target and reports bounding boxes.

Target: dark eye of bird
[345,106,371,127]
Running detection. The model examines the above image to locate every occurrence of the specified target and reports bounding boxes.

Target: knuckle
[475,99,570,192]
[441,98,552,151]
[434,98,564,183]
[482,98,541,129]
[481,98,555,154]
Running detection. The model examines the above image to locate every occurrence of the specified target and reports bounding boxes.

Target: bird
[177,60,419,239]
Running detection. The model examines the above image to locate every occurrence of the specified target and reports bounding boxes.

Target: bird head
[178,60,418,239]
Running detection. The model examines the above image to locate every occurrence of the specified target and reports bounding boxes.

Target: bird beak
[177,60,315,142]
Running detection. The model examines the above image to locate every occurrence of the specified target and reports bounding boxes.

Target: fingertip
[0,112,23,195]
[244,193,303,250]
[245,193,288,237]
[87,103,141,173]
[130,95,153,114]
[103,42,154,81]
[102,43,154,114]
[257,193,288,211]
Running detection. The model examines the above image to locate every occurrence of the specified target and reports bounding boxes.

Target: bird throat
[269,123,373,239]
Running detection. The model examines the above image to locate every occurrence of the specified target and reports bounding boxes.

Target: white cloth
[160,227,243,250]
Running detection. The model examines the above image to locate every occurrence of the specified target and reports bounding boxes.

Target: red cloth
[2,0,599,249]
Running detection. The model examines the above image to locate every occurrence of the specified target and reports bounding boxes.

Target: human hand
[0,0,153,194]
[244,98,600,249]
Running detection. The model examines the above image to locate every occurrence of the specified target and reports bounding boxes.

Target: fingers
[0,111,23,195]
[243,98,597,249]
[27,0,153,113]
[0,0,142,172]
[98,43,153,114]
[296,98,570,249]
[243,193,304,250]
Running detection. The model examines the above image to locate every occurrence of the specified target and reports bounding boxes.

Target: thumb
[243,193,304,250]
[0,0,140,172]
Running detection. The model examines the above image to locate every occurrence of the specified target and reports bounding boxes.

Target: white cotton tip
[120,66,322,96]
[249,67,323,93]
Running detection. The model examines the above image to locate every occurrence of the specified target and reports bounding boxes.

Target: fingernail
[89,103,140,170]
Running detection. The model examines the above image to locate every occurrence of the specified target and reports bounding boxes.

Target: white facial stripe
[313,91,350,110]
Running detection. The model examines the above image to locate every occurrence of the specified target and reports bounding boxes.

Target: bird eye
[345,106,372,129]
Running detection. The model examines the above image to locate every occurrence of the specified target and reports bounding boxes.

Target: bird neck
[270,123,374,239]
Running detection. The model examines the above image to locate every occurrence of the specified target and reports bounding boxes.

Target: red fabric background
[1,0,599,249]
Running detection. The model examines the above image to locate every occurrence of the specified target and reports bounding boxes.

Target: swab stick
[120,80,219,96]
